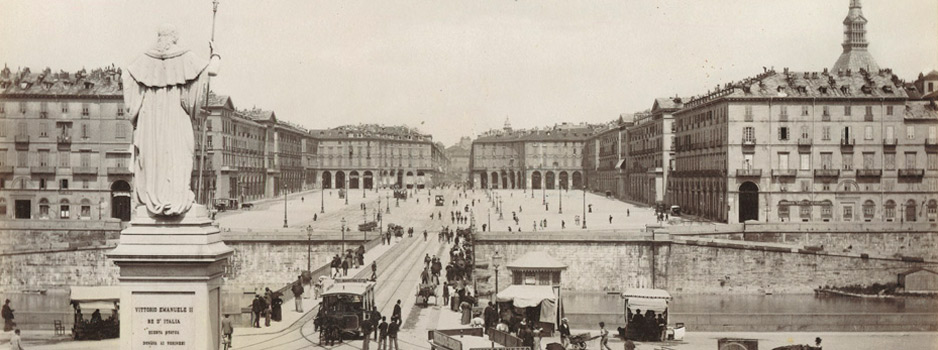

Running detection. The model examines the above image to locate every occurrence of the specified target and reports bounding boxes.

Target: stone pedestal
[108,205,233,350]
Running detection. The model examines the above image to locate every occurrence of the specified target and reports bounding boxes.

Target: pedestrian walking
[222,314,233,346]
[9,329,24,350]
[609,215,613,224]
[361,316,373,350]
[387,319,401,350]
[371,261,378,281]
[561,220,565,229]
[377,317,389,350]
[292,275,305,312]
[2,299,14,332]
[626,209,630,217]
[559,318,571,348]
[599,322,612,350]
[251,295,266,328]
[533,324,543,350]
[392,300,402,323]
[442,282,450,306]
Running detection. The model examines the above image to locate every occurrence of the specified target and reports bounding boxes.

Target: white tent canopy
[496,285,556,307]
[70,286,120,311]
[622,288,671,314]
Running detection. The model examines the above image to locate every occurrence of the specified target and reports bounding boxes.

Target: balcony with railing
[898,168,925,177]
[57,135,72,144]
[840,138,855,147]
[31,166,55,174]
[771,169,797,177]
[741,138,756,146]
[0,165,13,174]
[736,168,763,177]
[814,169,840,177]
[72,166,98,175]
[926,138,938,149]
[883,138,897,147]
[14,135,29,144]
[856,169,883,177]
[107,167,132,175]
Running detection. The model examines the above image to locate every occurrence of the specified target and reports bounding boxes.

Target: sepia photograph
[1,0,937,349]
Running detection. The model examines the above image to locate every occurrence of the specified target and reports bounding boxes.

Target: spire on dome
[832,0,879,73]
[503,116,512,132]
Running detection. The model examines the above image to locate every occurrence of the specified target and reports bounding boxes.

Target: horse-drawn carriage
[393,189,408,200]
[388,224,404,237]
[415,282,438,305]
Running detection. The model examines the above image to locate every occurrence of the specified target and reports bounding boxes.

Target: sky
[1,0,936,146]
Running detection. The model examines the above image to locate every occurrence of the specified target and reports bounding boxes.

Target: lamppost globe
[492,251,503,315]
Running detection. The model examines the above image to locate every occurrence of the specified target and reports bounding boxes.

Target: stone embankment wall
[473,228,938,295]
[0,224,372,292]
[668,222,938,261]
[0,221,122,290]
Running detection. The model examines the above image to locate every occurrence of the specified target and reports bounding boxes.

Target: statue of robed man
[122,25,220,217]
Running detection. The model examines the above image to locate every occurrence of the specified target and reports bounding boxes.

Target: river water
[562,292,938,315]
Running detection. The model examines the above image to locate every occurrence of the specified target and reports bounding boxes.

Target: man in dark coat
[387,318,401,350]
[392,300,402,324]
[251,295,266,328]
[377,317,389,350]
[292,275,305,312]
[483,302,496,331]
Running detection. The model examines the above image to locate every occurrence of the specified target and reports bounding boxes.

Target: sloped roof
[0,66,123,97]
[904,101,938,120]
[506,251,567,270]
[922,70,938,80]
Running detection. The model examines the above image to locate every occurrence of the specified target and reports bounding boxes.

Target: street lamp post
[582,185,587,229]
[488,209,491,230]
[491,251,503,316]
[306,226,313,272]
[345,177,349,205]
[542,176,546,205]
[559,185,563,214]
[341,217,347,252]
[386,194,390,213]
[283,185,288,228]
[321,181,325,214]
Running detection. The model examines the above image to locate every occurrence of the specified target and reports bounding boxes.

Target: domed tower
[831,0,880,73]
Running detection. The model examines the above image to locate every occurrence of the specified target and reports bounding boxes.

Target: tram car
[319,278,377,339]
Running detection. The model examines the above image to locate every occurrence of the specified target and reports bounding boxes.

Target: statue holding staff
[122,24,220,217]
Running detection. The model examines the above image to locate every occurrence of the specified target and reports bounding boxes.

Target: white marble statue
[122,24,220,217]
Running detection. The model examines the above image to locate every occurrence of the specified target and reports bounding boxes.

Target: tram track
[235,189,457,349]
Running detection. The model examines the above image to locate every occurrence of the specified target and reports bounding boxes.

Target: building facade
[471,123,592,190]
[668,0,937,224]
[311,124,446,191]
[0,66,133,221]
[444,136,472,185]
[625,98,681,207]
[584,118,628,197]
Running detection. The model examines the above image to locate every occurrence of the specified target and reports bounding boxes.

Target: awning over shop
[622,288,671,313]
[616,159,626,170]
[497,285,556,308]
[70,286,121,311]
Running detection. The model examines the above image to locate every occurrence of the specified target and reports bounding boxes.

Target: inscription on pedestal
[132,292,195,349]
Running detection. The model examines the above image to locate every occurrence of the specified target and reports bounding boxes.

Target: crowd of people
[619,308,667,342]
[250,287,284,328]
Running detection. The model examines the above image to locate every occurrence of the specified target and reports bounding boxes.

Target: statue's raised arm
[121,24,220,217]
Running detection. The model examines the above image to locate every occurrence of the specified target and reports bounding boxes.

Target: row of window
[0,121,129,140]
[745,105,896,119]
[0,150,129,168]
[744,151,938,170]
[744,125,936,142]
[0,102,124,119]
[777,199,938,222]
